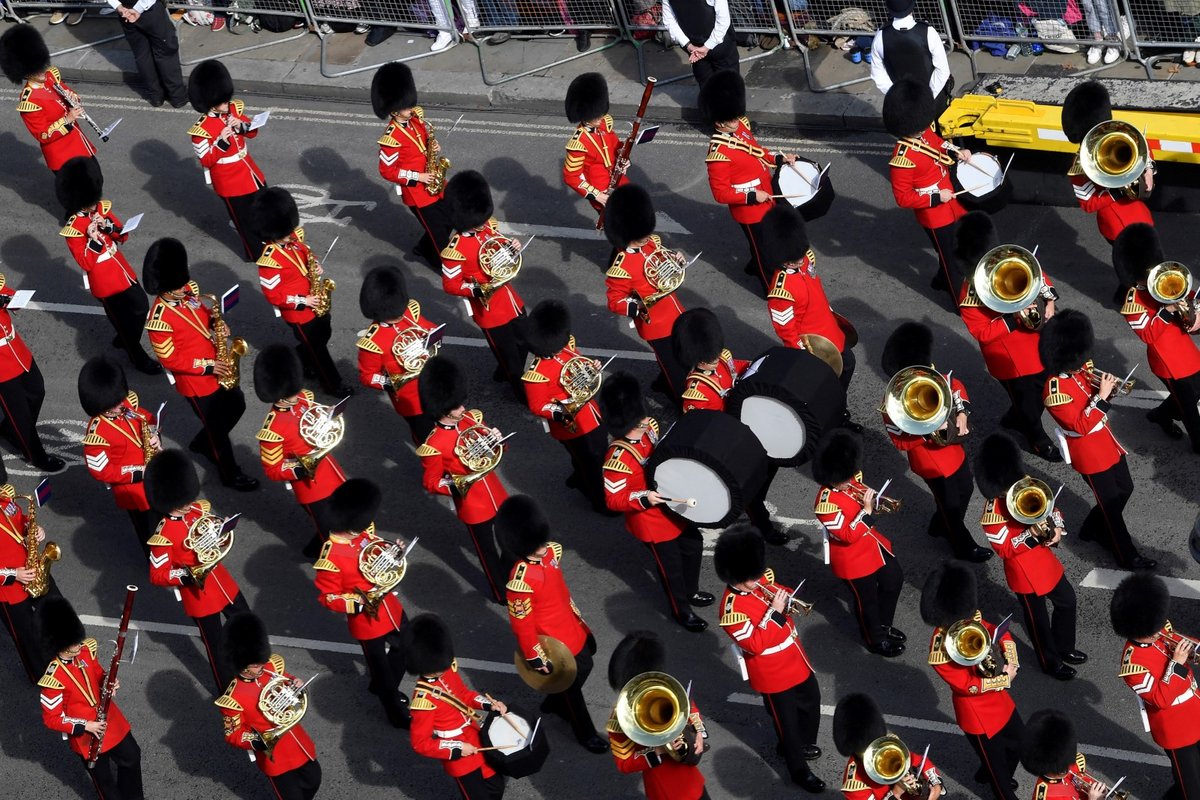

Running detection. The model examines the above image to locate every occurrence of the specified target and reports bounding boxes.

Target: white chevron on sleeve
[441,265,462,280]
[985,525,1009,545]
[820,511,845,531]
[1130,673,1154,695]
[148,553,169,569]
[85,452,109,472]
[603,477,627,494]
[40,693,62,710]
[731,621,754,641]
[259,274,281,290]
[769,307,794,326]
[379,152,399,166]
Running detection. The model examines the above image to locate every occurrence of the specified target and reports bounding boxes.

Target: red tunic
[216,654,318,777]
[608,703,707,800]
[563,116,627,203]
[889,128,966,230]
[813,479,894,580]
[17,68,96,171]
[82,394,153,512]
[840,752,943,799]
[417,411,508,525]
[1043,366,1126,475]
[377,108,442,209]
[718,575,813,694]
[313,529,405,641]
[522,340,602,442]
[0,278,37,383]
[39,639,132,758]
[928,614,1017,736]
[441,220,524,329]
[356,302,439,417]
[506,542,590,662]
[59,201,137,299]
[681,350,749,413]
[605,236,687,342]
[1068,159,1154,242]
[767,252,846,352]
[256,391,347,505]
[189,101,265,198]
[958,273,1057,381]
[980,497,1064,596]
[145,284,220,398]
[706,118,776,225]
[147,501,241,619]
[1030,754,1089,800]
[0,488,31,605]
[1120,287,1200,380]
[256,229,318,325]
[603,421,688,544]
[410,663,495,779]
[882,374,968,480]
[1120,626,1200,750]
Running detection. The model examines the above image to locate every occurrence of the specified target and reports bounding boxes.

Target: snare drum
[480,707,550,778]
[725,347,846,466]
[952,152,1010,214]
[774,158,835,222]
[647,410,769,527]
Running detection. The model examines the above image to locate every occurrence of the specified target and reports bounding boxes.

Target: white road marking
[505,211,688,239]
[26,300,105,315]
[1081,568,1200,600]
[3,419,86,477]
[1111,387,1169,410]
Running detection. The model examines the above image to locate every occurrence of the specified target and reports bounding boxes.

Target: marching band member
[402,613,508,800]
[811,430,905,658]
[1112,223,1200,451]
[356,264,439,444]
[521,300,608,514]
[1039,310,1155,571]
[606,630,708,800]
[142,238,258,492]
[313,479,411,729]
[832,693,943,799]
[254,344,348,558]
[38,596,143,799]
[976,433,1085,680]
[1111,572,1200,798]
[441,170,528,400]
[562,73,626,218]
[880,321,990,562]
[921,561,1023,800]
[55,157,158,375]
[715,524,824,793]
[882,79,969,301]
[0,26,97,172]
[187,59,267,262]
[417,357,510,604]
[603,184,688,398]
[144,449,249,692]
[600,373,710,633]
[495,495,608,753]
[252,187,352,397]
[77,357,160,557]
[954,211,1063,463]
[218,612,321,800]
[0,481,56,683]
[1019,709,1112,800]
[0,267,63,474]
[371,61,453,270]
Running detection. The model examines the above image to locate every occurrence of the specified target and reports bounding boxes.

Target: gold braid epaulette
[899,136,955,166]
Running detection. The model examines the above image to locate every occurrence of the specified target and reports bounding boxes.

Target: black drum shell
[480,707,550,779]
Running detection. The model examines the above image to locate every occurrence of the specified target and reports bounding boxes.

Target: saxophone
[305,246,335,318]
[424,117,450,196]
[201,293,248,391]
[20,494,60,599]
[127,407,158,466]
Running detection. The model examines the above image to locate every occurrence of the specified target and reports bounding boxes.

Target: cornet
[843,478,901,514]
[1085,362,1136,398]
[754,579,813,616]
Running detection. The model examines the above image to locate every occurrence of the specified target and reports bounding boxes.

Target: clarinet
[596,77,656,231]
[87,586,138,768]
[50,81,110,143]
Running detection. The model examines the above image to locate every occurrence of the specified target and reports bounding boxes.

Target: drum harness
[415,678,484,738]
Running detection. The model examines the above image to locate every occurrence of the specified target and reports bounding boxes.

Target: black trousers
[361,624,409,720]
[223,189,266,263]
[453,768,505,800]
[83,732,143,800]
[99,285,153,369]
[761,675,821,783]
[193,593,250,692]
[839,346,857,392]
[739,220,770,292]
[1080,456,1140,567]
[289,315,342,395]
[922,222,962,305]
[647,335,687,400]
[268,758,322,800]
[0,362,49,464]
[964,711,1023,800]
[999,374,1052,450]
[1161,372,1200,451]
[1,594,53,682]
[120,1,186,105]
[543,634,599,742]
[1165,741,1200,800]
[924,460,984,557]
[645,527,703,622]
[560,427,608,512]
[746,463,780,536]
[465,518,510,604]
[1016,573,1076,672]
[408,200,454,272]
[844,550,903,647]
[125,509,158,561]
[480,320,528,402]
[690,34,739,84]
[186,387,247,483]
[403,412,435,446]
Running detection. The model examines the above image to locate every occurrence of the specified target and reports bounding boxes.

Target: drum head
[741,396,806,459]
[954,152,1010,214]
[775,161,836,222]
[653,458,733,525]
[481,707,550,779]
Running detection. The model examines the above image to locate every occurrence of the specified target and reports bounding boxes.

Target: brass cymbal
[513,635,578,694]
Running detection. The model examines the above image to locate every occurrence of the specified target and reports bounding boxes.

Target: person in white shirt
[663,0,738,84]
[109,0,188,107]
[869,0,951,106]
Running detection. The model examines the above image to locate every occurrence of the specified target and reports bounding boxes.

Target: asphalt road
[0,86,1197,800]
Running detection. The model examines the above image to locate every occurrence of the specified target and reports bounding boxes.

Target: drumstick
[952,184,991,197]
[768,193,810,200]
[787,160,820,192]
[662,497,698,507]
[484,693,528,738]
[475,744,522,752]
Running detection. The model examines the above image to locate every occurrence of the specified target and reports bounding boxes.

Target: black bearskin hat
[832,694,887,757]
[975,433,1026,500]
[883,79,936,138]
[603,184,656,249]
[142,237,190,294]
[1112,223,1163,289]
[39,596,86,657]
[886,0,915,15]
[359,265,410,322]
[1019,709,1077,777]
[1038,309,1094,375]
[1111,572,1170,640]
[144,448,200,514]
[188,59,234,114]
[419,356,468,419]
[402,613,455,675]
[251,187,300,243]
[55,157,104,216]
[713,522,766,585]
[811,429,862,486]
[608,630,665,690]
[328,478,381,533]
[564,72,609,123]
[880,321,933,375]
[1061,80,1112,145]
[522,300,571,359]
[600,371,646,436]
[224,612,271,672]
[758,204,810,274]
[446,170,494,232]
[920,560,977,627]
[371,61,417,119]
[699,70,746,123]
[672,308,725,368]
[0,26,50,84]
[495,495,550,559]
[77,356,128,417]
[253,343,304,403]
[953,211,997,274]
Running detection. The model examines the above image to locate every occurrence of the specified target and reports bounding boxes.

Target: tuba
[20,494,59,599]
[424,118,450,195]
[1080,120,1149,197]
[862,734,911,785]
[389,326,440,389]
[258,670,309,756]
[296,402,345,474]
[615,672,694,762]
[183,513,234,589]
[1005,476,1062,544]
[560,356,604,417]
[1147,261,1198,332]
[305,246,335,318]
[451,422,506,494]
[944,619,1004,677]
[883,366,962,446]
[477,232,522,310]
[200,293,248,391]
[974,245,1045,330]
[355,539,408,619]
[637,247,687,322]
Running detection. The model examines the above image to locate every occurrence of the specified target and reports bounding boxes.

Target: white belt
[760,636,797,656]
[0,333,13,346]
[917,182,941,195]
[215,150,247,165]
[732,179,761,192]
[434,725,467,738]
[1173,688,1196,706]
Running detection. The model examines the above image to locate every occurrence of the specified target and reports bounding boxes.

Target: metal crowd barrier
[7,1,127,56]
[1123,0,1200,78]
[164,0,311,63]
[308,0,458,76]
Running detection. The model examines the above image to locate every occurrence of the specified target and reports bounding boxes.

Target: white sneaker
[354,23,369,33]
[430,31,452,51]
[1086,45,1102,64]
[1103,46,1120,64]
[1183,47,1196,65]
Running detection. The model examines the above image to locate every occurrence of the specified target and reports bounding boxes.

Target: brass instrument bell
[884,366,951,438]
[1079,120,1149,190]
[862,734,911,785]
[973,245,1043,316]
[615,671,690,755]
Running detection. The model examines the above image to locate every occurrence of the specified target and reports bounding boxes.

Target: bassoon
[87,585,137,768]
[596,77,657,231]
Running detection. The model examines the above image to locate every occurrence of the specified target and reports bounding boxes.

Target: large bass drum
[725,347,846,467]
[480,707,549,778]
[647,410,769,527]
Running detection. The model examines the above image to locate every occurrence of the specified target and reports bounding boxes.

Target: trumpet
[1071,772,1129,800]
[754,579,813,616]
[1147,261,1198,332]
[843,478,901,514]
[1085,361,1136,397]
[1153,625,1200,664]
